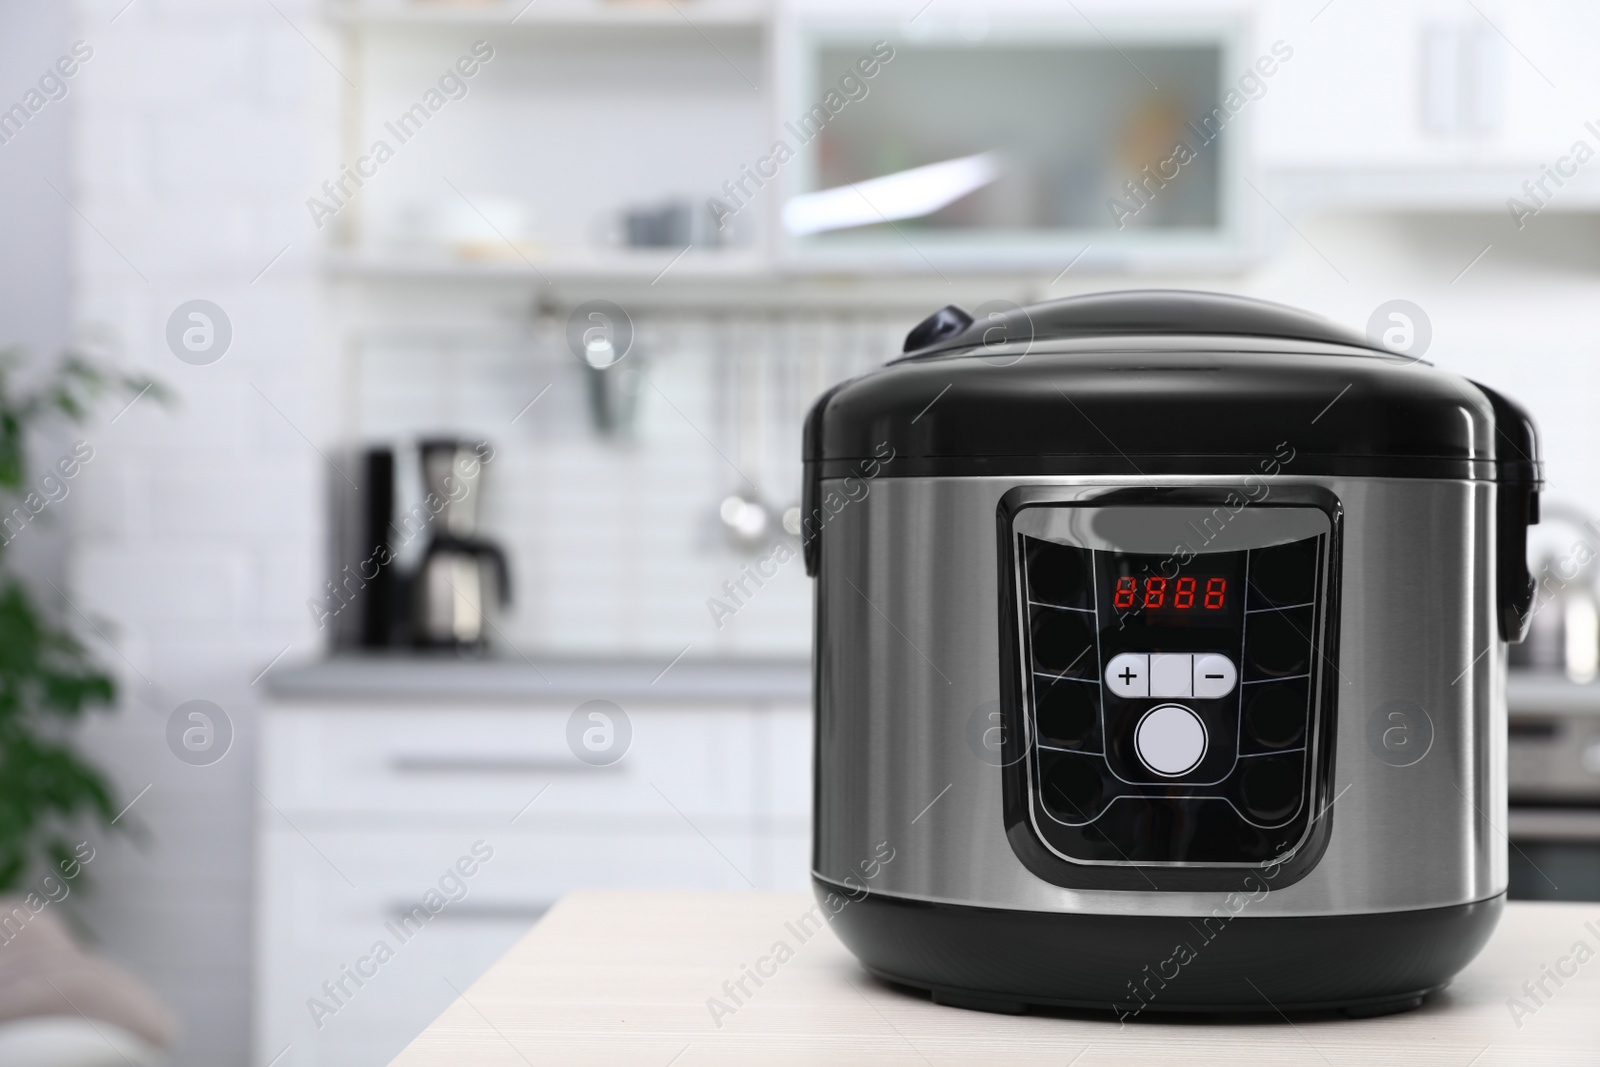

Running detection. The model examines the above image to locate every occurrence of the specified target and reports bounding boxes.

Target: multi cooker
[802,290,1541,1016]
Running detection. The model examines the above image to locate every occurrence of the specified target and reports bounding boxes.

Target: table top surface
[392,892,1600,1066]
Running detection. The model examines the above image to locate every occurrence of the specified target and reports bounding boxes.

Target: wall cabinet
[322,0,1600,283]
[1253,2,1600,210]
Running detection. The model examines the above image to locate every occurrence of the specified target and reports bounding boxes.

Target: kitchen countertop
[392,892,1600,1065]
[263,654,810,702]
[1508,670,1600,715]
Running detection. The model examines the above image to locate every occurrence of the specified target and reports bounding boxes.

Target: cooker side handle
[1470,379,1542,644]
[801,381,851,578]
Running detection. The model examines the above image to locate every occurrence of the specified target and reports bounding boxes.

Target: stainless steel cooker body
[812,473,1505,919]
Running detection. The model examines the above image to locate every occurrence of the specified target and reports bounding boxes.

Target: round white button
[1135,704,1208,777]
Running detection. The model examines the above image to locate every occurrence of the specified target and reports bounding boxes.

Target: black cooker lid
[805,290,1539,484]
[896,289,1366,356]
[802,290,1542,640]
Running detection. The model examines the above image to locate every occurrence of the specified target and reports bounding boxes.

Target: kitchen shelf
[327,0,770,29]
[318,247,1105,314]
[323,246,778,283]
[318,245,1228,289]
[321,252,1060,320]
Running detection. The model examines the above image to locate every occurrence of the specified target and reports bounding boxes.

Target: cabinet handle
[387,901,551,923]
[389,756,621,775]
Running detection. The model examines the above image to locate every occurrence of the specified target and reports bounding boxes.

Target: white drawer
[255,826,798,1067]
[260,702,808,821]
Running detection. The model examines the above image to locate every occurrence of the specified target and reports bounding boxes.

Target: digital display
[1097,550,1245,635]
[1112,575,1227,611]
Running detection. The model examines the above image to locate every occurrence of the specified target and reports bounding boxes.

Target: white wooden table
[391,892,1600,1066]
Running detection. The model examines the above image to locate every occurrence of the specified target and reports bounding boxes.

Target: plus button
[1104,653,1149,698]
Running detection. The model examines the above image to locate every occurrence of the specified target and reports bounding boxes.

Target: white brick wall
[68,1,335,1063]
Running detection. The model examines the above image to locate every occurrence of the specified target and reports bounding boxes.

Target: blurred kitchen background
[5,0,1600,1063]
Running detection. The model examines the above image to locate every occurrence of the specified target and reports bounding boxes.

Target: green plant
[0,351,166,890]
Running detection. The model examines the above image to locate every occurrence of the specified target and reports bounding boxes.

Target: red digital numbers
[1114,575,1226,611]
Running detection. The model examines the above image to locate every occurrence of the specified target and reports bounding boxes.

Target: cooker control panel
[1006,501,1335,871]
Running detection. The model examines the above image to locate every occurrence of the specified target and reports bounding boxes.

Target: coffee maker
[411,438,511,649]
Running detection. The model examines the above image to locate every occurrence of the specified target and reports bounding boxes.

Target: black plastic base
[817,877,1503,1018]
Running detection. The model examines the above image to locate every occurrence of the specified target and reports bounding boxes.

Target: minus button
[1192,654,1238,699]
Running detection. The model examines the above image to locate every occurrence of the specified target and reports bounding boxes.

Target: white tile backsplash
[341,309,902,656]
